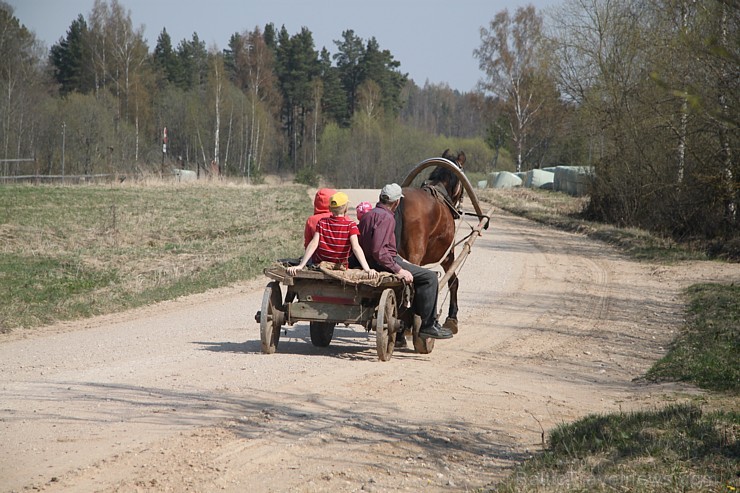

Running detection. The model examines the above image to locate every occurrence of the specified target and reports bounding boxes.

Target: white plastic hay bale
[492,171,523,189]
[477,180,488,189]
[488,172,500,187]
[525,169,555,189]
[553,166,593,196]
[575,167,594,195]
[553,166,572,194]
[173,169,197,182]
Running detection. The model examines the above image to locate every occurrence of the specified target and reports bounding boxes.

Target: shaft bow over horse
[397,149,466,333]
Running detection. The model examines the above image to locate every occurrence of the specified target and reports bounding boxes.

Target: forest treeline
[0,0,737,247]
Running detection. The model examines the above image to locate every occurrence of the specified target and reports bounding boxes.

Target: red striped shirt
[313,216,359,267]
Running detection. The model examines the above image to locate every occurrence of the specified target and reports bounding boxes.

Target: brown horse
[397,149,466,333]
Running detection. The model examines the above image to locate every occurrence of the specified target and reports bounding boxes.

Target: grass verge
[489,403,738,493]
[647,283,740,393]
[0,182,307,332]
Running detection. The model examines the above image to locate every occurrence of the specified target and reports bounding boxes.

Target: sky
[8,0,557,93]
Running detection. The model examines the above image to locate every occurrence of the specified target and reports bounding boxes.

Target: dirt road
[2,198,736,492]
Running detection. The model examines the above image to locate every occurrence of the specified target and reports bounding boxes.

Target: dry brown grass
[0,180,308,331]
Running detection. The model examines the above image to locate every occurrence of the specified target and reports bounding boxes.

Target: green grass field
[0,182,307,332]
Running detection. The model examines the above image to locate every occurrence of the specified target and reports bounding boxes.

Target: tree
[275,26,320,170]
[649,0,738,232]
[360,37,407,116]
[222,32,241,82]
[175,33,208,90]
[223,27,281,178]
[207,48,224,175]
[59,92,117,175]
[86,0,150,166]
[333,30,365,117]
[475,5,550,172]
[319,48,348,126]
[356,79,382,119]
[549,0,738,243]
[485,113,510,170]
[49,14,94,95]
[152,28,178,87]
[0,2,47,169]
[263,23,277,50]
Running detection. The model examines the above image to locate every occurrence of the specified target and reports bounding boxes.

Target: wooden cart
[255,263,428,361]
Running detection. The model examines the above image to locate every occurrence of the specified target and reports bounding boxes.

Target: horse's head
[428,149,466,207]
[441,149,466,171]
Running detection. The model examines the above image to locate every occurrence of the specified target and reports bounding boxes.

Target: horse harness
[421,181,463,219]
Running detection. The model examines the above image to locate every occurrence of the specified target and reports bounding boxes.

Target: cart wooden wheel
[375,288,398,361]
[412,314,435,354]
[310,321,335,347]
[260,281,284,354]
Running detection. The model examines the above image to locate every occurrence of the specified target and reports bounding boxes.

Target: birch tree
[475,5,548,172]
[209,50,223,176]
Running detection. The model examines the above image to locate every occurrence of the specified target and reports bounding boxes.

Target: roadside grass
[0,182,307,333]
[647,283,740,393]
[489,403,739,493]
[476,188,707,261]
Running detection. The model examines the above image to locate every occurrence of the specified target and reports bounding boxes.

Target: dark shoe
[419,321,453,340]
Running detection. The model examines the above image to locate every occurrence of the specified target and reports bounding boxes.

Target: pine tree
[152,28,178,86]
[319,48,348,126]
[223,32,241,84]
[360,37,407,116]
[274,26,320,170]
[49,14,93,95]
[333,30,365,116]
[175,33,207,90]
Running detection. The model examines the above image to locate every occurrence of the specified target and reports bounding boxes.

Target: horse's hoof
[443,317,458,334]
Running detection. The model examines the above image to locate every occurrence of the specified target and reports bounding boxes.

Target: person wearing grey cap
[356,183,453,340]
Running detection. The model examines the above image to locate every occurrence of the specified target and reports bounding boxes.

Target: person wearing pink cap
[355,201,373,221]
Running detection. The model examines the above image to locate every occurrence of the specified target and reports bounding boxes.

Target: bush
[294,166,319,187]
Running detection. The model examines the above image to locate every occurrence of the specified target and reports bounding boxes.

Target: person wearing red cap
[288,192,377,278]
[304,188,336,247]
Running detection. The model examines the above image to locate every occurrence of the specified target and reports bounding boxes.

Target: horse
[397,149,466,334]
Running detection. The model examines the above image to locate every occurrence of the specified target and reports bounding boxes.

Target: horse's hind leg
[443,274,459,334]
[441,257,459,334]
